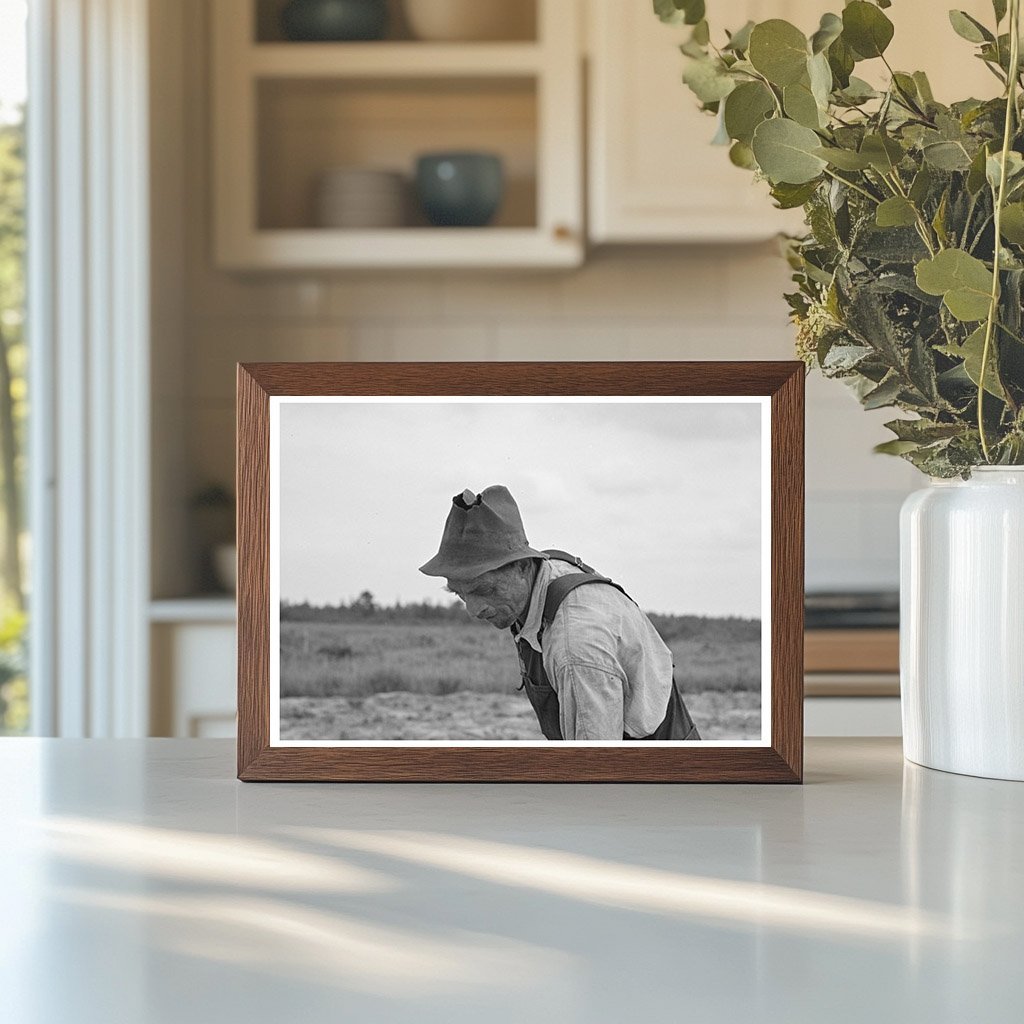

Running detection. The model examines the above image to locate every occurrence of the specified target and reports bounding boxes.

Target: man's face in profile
[445,561,533,630]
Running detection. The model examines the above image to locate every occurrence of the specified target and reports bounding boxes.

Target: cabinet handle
[553,224,574,241]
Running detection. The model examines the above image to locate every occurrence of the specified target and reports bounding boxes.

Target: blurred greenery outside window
[0,0,29,734]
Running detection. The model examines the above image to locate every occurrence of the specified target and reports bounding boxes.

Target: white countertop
[1,738,1021,1023]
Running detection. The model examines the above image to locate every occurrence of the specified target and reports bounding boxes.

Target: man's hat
[419,485,548,581]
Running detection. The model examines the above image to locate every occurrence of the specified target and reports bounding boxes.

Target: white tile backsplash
[182,249,918,592]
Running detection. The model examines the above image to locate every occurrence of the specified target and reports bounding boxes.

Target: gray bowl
[415,152,505,228]
[280,0,388,42]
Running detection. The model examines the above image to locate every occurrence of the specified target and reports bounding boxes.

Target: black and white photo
[270,396,770,747]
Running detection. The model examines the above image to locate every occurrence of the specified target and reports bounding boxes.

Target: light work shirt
[514,557,674,740]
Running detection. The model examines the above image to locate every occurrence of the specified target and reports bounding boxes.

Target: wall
[154,0,921,599]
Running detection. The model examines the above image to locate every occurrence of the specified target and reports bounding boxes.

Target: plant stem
[969,213,994,253]
[979,0,1021,462]
[881,54,929,120]
[883,170,939,255]
[997,318,1024,345]
[822,167,880,204]
[962,190,979,248]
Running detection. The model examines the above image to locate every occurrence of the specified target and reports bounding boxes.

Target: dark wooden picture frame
[237,362,804,782]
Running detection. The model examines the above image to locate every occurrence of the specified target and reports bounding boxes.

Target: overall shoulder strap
[542,573,631,631]
[541,549,598,574]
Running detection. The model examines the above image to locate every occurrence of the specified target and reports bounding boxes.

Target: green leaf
[683,57,736,103]
[874,439,922,455]
[653,0,682,24]
[862,374,903,409]
[1000,203,1024,245]
[948,10,994,44]
[808,51,833,109]
[915,249,994,321]
[939,325,1006,398]
[784,80,824,129]
[723,81,775,144]
[884,418,964,443]
[770,180,820,209]
[932,190,950,247]
[909,164,933,205]
[691,19,710,45]
[967,144,991,194]
[813,146,872,170]
[876,197,918,228]
[837,76,879,104]
[912,71,935,104]
[842,1,895,59]
[827,35,855,89]
[748,20,809,86]
[922,140,973,171]
[986,150,1024,191]
[751,118,828,184]
[729,140,757,169]
[724,20,755,53]
[683,1,706,27]
[653,0,705,26]
[810,12,843,54]
[993,0,1008,24]
[860,133,904,173]
[711,109,731,145]
[891,72,922,109]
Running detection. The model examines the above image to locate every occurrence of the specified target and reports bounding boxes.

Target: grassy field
[279,619,761,740]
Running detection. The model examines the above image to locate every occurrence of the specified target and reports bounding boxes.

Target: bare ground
[281,689,760,741]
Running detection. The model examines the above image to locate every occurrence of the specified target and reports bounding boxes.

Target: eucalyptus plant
[657,0,1024,476]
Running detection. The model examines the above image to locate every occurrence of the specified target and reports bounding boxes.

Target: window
[0,0,28,734]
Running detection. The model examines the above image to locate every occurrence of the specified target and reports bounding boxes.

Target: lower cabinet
[150,604,236,738]
[805,697,902,738]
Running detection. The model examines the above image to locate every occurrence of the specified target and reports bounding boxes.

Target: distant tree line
[282,591,472,625]
[281,591,760,642]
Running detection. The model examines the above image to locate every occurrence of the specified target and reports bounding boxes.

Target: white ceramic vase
[900,467,1024,781]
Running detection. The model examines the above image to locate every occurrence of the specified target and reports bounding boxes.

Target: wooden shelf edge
[804,628,900,674]
[805,673,900,698]
[249,42,543,78]
[217,227,584,270]
[150,597,237,624]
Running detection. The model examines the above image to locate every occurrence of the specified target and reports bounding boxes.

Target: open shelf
[257,76,537,232]
[212,0,581,268]
[254,0,538,44]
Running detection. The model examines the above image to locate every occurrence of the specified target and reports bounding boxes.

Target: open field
[281,689,760,741]
[279,619,761,740]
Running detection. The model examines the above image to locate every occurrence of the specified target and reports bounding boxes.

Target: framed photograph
[237,362,804,782]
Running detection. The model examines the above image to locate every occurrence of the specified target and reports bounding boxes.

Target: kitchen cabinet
[211,0,583,269]
[587,0,811,243]
[150,600,237,738]
[586,0,1000,244]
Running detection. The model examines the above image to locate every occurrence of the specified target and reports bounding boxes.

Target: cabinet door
[588,0,996,244]
[588,0,811,242]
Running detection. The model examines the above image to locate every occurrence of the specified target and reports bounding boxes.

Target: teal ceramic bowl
[280,0,388,42]
[415,153,505,227]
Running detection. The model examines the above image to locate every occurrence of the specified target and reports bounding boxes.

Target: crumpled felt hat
[419,485,548,581]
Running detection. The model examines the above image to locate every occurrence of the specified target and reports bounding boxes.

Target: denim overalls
[512,552,702,741]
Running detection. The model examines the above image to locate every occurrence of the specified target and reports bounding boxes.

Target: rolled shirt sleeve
[541,580,674,740]
[553,661,626,740]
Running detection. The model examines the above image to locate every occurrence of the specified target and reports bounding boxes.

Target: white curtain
[28,0,150,736]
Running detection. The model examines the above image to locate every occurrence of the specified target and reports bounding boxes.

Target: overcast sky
[276,398,764,618]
